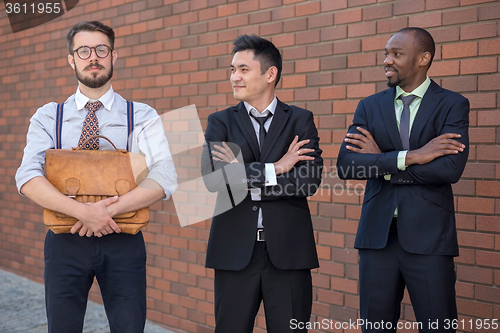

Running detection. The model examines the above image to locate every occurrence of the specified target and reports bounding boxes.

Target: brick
[431,27,459,44]
[377,17,408,34]
[457,197,495,214]
[348,22,376,38]
[317,289,344,306]
[307,73,333,86]
[457,231,495,249]
[478,74,500,91]
[321,0,347,12]
[237,0,258,13]
[347,84,375,98]
[320,86,347,100]
[443,8,478,25]
[428,61,460,77]
[477,216,500,234]
[362,35,390,52]
[308,13,334,29]
[479,39,500,56]
[441,76,477,93]
[457,299,493,318]
[461,58,497,75]
[477,250,500,269]
[362,4,392,21]
[426,0,459,10]
[393,0,424,16]
[333,100,360,114]
[478,3,500,20]
[296,31,320,45]
[334,40,361,54]
[330,277,358,294]
[307,44,333,57]
[348,0,376,7]
[282,75,307,88]
[347,53,376,68]
[461,23,497,41]
[296,1,320,16]
[295,59,320,73]
[295,88,319,101]
[321,26,348,41]
[442,42,477,59]
[464,93,500,111]
[408,12,442,28]
[335,9,362,25]
[284,18,308,33]
[476,180,500,196]
[469,128,496,143]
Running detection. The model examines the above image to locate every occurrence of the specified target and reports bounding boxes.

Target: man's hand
[274,135,315,176]
[70,196,121,237]
[406,133,465,166]
[212,142,238,163]
[344,127,382,154]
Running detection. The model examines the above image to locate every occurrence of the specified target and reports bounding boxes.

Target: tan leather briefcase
[43,135,150,235]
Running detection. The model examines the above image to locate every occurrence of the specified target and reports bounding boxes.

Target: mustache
[84,64,105,71]
[384,66,397,72]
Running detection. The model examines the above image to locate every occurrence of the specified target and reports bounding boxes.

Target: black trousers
[214,241,312,333]
[359,232,457,333]
[44,230,147,333]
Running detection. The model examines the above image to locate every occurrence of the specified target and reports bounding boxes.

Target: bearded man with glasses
[15,21,176,333]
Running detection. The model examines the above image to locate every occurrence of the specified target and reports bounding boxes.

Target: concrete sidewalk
[0,269,174,333]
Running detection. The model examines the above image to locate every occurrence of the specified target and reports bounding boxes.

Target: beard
[75,62,113,89]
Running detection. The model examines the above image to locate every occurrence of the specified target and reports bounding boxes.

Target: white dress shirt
[16,86,177,199]
[243,96,279,229]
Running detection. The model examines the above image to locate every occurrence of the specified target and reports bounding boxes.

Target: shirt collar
[244,96,278,117]
[395,76,431,101]
[75,85,115,111]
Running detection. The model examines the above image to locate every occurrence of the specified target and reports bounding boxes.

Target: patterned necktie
[78,100,102,150]
[399,95,417,150]
[249,112,272,151]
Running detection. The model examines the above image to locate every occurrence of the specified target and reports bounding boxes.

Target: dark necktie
[399,95,417,150]
[78,100,102,150]
[249,112,272,151]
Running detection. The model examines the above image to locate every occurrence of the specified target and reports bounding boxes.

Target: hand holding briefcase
[43,135,150,235]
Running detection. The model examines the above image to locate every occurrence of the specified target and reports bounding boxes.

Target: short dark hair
[232,34,282,87]
[67,21,115,54]
[397,27,435,68]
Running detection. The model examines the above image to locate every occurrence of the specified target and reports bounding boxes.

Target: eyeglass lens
[76,45,110,60]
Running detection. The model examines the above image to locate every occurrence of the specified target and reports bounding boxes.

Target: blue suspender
[55,101,134,151]
[55,103,64,149]
[126,100,134,152]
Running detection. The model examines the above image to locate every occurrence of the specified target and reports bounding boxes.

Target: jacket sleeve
[336,99,400,180]
[261,111,324,199]
[389,96,470,185]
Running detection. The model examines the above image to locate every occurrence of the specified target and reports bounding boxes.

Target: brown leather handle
[73,135,124,152]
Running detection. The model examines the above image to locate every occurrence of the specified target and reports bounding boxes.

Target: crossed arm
[21,176,165,237]
[337,97,469,185]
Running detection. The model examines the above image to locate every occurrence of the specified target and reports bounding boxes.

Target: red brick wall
[1,0,499,332]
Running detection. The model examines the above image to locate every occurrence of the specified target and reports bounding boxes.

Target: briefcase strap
[55,101,134,151]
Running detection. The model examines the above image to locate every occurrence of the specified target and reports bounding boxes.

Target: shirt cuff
[397,151,408,171]
[264,163,277,186]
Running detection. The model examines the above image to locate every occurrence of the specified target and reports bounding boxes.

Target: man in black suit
[202,35,323,332]
[337,27,469,332]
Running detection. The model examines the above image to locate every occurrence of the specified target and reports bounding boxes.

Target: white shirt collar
[244,96,278,117]
[75,86,115,112]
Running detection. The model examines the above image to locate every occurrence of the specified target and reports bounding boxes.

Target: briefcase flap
[44,149,147,197]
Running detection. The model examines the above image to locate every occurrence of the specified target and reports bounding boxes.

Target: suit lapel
[379,87,403,150]
[260,100,290,161]
[233,102,261,161]
[410,80,442,149]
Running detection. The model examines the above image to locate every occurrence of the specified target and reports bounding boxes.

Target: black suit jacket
[337,80,469,256]
[202,100,323,270]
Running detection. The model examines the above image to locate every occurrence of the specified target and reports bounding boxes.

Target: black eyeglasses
[72,44,113,60]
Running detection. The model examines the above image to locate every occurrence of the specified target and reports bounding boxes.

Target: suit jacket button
[252,206,258,211]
